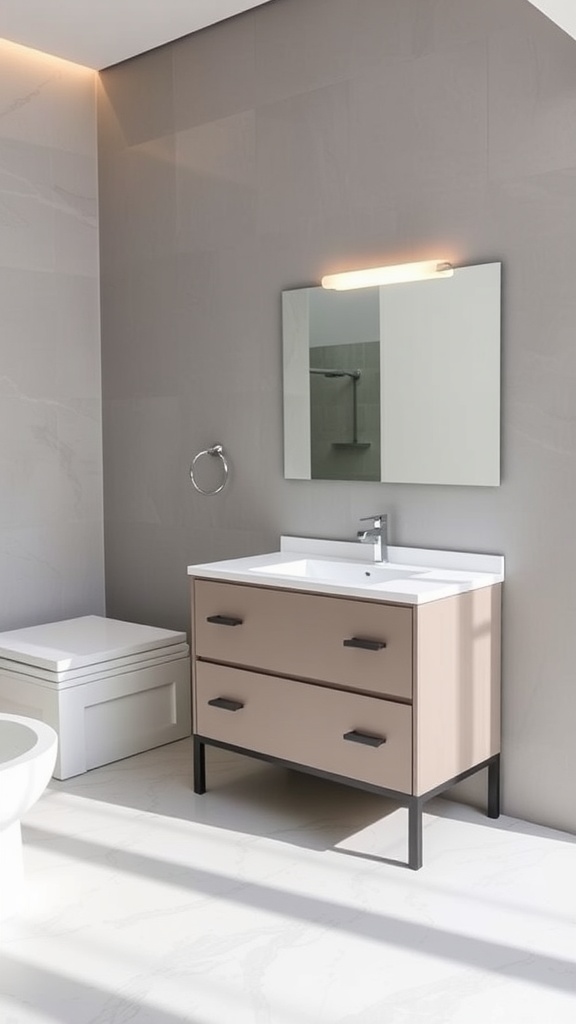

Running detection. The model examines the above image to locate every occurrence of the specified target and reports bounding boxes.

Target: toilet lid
[0,642,189,686]
[0,615,187,672]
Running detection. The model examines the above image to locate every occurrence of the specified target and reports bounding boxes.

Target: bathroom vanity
[188,537,504,869]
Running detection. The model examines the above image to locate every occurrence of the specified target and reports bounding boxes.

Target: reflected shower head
[309,368,361,380]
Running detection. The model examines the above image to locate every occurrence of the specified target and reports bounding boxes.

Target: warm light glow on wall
[321,260,454,290]
[0,36,95,76]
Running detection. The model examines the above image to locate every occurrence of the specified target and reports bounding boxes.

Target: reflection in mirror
[308,288,380,481]
[282,263,501,487]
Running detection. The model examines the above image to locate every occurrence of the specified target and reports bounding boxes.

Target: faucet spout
[357,513,388,562]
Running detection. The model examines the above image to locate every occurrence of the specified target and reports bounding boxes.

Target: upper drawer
[192,579,413,700]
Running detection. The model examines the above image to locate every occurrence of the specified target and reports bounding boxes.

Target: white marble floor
[1,738,575,1023]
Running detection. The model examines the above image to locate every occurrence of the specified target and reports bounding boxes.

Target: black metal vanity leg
[193,736,206,795]
[408,798,423,870]
[487,754,501,819]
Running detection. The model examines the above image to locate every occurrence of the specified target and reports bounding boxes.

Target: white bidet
[0,713,58,919]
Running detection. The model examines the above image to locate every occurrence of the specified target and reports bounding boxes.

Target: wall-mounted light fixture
[321,259,454,291]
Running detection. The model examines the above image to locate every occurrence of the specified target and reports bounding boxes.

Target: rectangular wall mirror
[282,262,501,486]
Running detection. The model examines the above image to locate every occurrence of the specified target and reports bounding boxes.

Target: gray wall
[0,41,104,630]
[98,0,576,834]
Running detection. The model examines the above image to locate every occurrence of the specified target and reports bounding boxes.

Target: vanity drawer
[193,579,413,700]
[195,662,413,793]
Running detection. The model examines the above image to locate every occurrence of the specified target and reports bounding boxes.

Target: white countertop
[187,537,504,605]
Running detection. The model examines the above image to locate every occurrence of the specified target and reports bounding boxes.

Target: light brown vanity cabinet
[190,577,501,869]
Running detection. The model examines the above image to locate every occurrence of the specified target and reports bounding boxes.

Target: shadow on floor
[46,738,576,856]
[21,825,576,999]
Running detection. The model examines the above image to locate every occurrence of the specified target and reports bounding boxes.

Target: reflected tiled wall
[310,342,380,481]
[0,41,103,629]
[99,0,576,835]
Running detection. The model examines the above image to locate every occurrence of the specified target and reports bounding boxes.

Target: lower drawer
[195,662,412,794]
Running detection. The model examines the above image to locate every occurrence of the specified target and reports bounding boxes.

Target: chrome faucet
[357,513,388,562]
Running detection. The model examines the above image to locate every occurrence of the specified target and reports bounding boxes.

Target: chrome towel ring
[190,444,229,495]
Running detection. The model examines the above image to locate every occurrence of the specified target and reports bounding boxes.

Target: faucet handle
[359,513,387,524]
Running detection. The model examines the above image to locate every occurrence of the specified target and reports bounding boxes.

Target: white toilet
[0,713,58,919]
[0,616,191,780]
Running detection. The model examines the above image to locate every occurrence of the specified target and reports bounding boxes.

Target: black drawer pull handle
[343,637,386,651]
[343,730,387,748]
[206,615,243,627]
[208,697,244,712]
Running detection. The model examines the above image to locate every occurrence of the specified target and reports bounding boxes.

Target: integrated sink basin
[250,558,420,587]
[188,535,505,605]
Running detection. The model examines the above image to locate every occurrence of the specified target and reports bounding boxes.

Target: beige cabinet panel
[193,579,413,700]
[413,586,501,795]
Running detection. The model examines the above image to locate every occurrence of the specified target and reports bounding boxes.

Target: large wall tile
[173,12,255,131]
[173,243,264,395]
[52,149,99,277]
[0,523,104,632]
[489,168,576,247]
[0,42,96,154]
[489,23,576,181]
[349,42,488,210]
[103,397,183,527]
[254,0,355,104]
[98,46,174,147]
[0,42,103,630]
[0,397,102,531]
[98,135,177,273]
[347,0,523,73]
[176,111,256,254]
[256,83,350,235]
[0,269,100,399]
[0,139,55,271]
[410,0,528,57]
